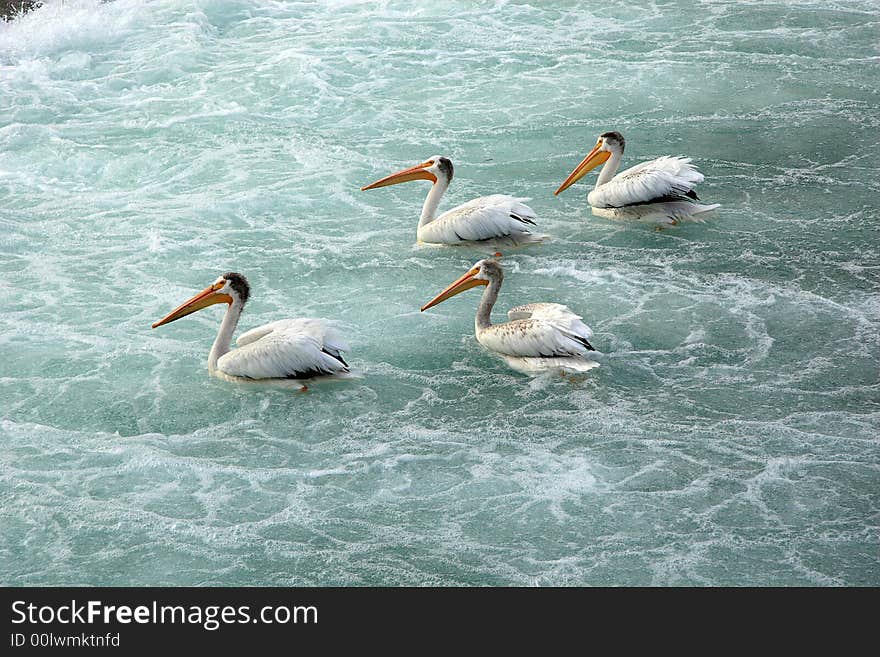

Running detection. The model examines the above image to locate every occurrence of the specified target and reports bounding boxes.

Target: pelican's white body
[406,158,544,246]
[211,316,350,382]
[477,302,599,375]
[588,155,719,225]
[427,261,599,376]
[561,132,720,226]
[169,276,353,386]
[417,189,543,246]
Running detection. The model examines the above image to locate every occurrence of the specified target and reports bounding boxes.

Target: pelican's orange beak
[361,160,437,191]
[554,142,610,195]
[152,282,232,328]
[421,266,487,312]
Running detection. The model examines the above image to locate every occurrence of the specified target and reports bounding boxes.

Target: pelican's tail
[511,231,549,246]
[658,201,721,224]
[692,202,721,214]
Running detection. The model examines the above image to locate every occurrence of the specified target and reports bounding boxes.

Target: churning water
[1,0,878,585]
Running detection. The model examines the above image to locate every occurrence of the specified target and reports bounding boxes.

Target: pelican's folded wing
[507,302,569,321]
[506,303,593,343]
[482,303,595,358]
[222,319,349,379]
[591,156,705,208]
[424,195,540,243]
[237,318,348,351]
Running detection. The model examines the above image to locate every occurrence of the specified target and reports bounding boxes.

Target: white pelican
[152,272,350,386]
[421,259,598,375]
[554,131,719,225]
[361,156,544,246]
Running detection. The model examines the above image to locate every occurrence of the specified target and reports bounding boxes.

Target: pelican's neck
[208,299,243,372]
[475,278,501,332]
[419,176,449,227]
[596,149,622,188]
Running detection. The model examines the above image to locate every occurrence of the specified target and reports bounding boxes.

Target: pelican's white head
[470,258,503,284]
[152,272,250,328]
[218,272,251,304]
[597,131,625,154]
[361,155,454,191]
[554,130,626,195]
[425,155,454,185]
[420,259,502,312]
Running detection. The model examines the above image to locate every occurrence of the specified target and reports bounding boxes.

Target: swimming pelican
[554,131,719,225]
[152,272,350,385]
[361,156,544,246]
[421,259,598,375]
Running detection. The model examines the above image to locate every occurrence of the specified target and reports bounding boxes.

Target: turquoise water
[1,0,878,586]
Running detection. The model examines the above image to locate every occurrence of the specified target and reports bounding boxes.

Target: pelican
[421,259,598,375]
[554,131,719,225]
[361,156,544,246]
[152,272,350,386]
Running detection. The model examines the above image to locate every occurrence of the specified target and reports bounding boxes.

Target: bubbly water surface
[1,0,878,585]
